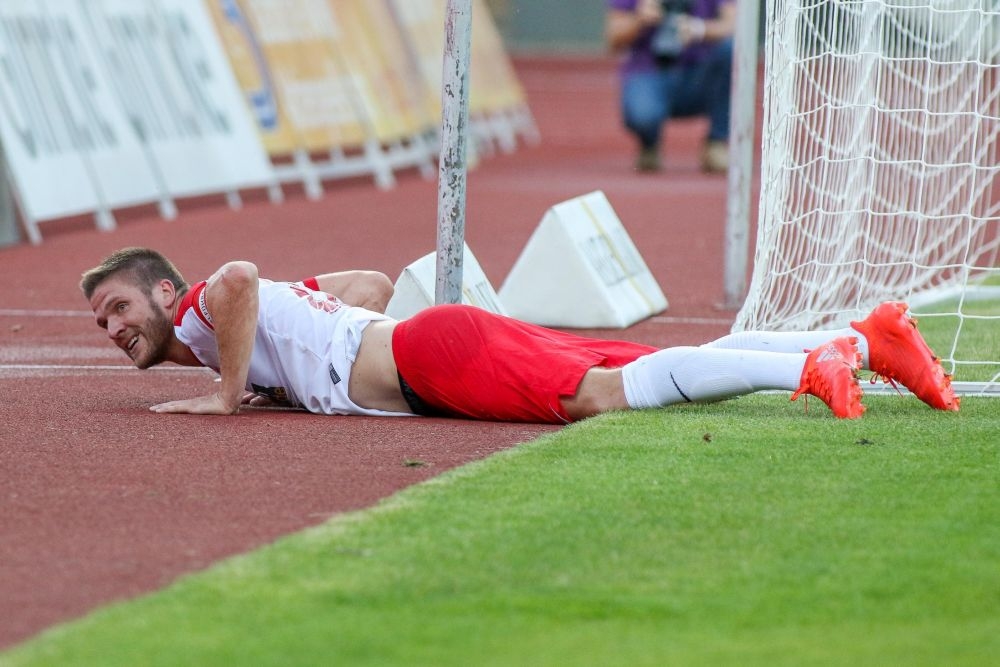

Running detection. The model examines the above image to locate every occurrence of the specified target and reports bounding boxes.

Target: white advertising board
[85,0,273,197]
[0,0,161,223]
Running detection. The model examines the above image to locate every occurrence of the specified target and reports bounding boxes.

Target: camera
[651,0,694,64]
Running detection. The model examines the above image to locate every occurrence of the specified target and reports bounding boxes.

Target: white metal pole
[435,0,473,305]
[723,0,761,309]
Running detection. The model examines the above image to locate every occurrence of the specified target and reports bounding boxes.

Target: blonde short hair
[80,247,188,299]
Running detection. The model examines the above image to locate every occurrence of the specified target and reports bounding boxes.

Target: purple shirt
[608,0,733,73]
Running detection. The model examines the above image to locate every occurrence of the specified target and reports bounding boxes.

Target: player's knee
[368,272,394,310]
[563,368,628,420]
[356,271,394,313]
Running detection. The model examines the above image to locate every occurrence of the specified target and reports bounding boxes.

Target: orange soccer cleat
[791,336,865,419]
[851,302,960,411]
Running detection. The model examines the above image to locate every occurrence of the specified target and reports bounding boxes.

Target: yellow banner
[206,0,293,154]
[386,0,526,117]
[208,0,528,155]
[325,0,436,142]
[207,0,369,154]
[469,0,527,112]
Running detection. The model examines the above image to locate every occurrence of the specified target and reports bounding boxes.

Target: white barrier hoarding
[0,0,160,222]
[86,0,273,197]
[0,0,274,239]
[231,0,369,152]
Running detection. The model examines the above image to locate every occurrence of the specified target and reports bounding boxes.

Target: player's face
[89,275,174,369]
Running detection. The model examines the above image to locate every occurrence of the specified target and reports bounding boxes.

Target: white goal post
[731,0,1000,394]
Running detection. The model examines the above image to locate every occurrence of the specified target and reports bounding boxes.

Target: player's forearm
[205,261,259,412]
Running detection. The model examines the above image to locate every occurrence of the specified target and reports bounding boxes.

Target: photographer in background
[606,0,736,173]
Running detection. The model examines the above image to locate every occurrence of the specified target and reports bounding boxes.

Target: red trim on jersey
[301,276,320,291]
[174,281,213,329]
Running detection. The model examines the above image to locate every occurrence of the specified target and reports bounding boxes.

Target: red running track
[0,55,756,648]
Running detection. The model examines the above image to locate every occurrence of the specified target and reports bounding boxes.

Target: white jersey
[174,278,411,416]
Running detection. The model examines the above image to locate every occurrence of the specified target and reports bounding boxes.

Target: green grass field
[912,297,1000,383]
[4,395,998,667]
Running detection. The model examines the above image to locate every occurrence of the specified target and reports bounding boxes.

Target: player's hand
[240,392,275,407]
[150,393,240,415]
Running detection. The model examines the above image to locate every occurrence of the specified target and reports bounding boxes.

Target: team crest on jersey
[251,383,290,404]
[288,283,343,313]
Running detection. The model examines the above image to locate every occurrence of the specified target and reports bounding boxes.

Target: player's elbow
[216,261,259,294]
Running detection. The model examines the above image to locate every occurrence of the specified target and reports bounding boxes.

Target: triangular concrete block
[385,243,507,320]
[498,190,667,328]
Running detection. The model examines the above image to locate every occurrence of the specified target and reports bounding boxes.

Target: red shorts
[392,304,657,423]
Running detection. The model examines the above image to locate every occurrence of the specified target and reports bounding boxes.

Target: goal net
[735,0,1000,392]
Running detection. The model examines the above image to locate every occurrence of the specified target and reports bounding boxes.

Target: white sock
[622,346,806,409]
[703,327,870,368]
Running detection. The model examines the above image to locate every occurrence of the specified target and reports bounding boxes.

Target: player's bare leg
[563,367,630,420]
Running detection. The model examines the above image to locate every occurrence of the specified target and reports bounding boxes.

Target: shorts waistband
[397,373,445,417]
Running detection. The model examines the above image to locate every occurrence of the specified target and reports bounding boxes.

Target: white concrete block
[498,190,667,328]
[385,243,507,320]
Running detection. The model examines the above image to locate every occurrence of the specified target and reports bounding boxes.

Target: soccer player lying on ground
[81,247,959,423]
